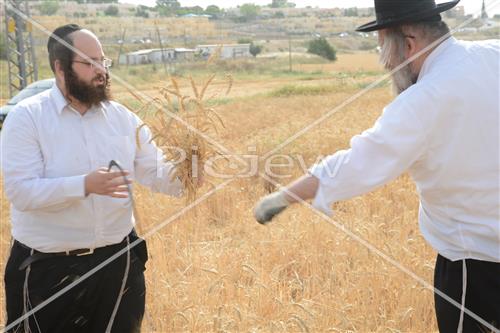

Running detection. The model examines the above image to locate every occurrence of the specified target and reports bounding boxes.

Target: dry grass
[295,52,383,73]
[0,52,438,332]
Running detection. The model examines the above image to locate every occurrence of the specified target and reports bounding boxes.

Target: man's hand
[84,167,132,198]
[253,190,291,225]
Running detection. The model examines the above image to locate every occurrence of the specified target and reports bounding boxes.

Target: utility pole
[116,28,126,68]
[4,0,38,97]
[155,23,168,73]
[288,34,293,72]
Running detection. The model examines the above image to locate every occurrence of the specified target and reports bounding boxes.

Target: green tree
[240,3,260,21]
[273,11,285,18]
[190,6,204,14]
[344,7,358,17]
[270,0,287,8]
[205,5,222,17]
[157,0,180,16]
[135,5,149,18]
[307,37,337,61]
[74,0,118,2]
[157,0,180,9]
[249,43,262,57]
[237,39,262,57]
[39,0,59,16]
[238,38,252,44]
[104,5,119,16]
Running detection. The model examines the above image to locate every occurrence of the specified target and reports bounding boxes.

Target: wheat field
[0,53,439,332]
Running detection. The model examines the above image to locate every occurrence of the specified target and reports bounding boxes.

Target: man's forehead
[71,29,103,58]
[71,29,99,44]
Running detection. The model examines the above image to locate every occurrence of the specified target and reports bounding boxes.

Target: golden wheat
[0,53,438,332]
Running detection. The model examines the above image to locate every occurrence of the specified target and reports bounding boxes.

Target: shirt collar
[418,36,456,81]
[50,83,106,116]
[49,84,70,115]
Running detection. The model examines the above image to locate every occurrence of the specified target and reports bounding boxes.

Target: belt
[17,232,133,271]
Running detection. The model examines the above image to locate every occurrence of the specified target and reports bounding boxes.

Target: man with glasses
[255,0,499,332]
[1,24,184,332]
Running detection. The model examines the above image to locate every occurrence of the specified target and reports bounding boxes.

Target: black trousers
[434,254,500,333]
[4,233,148,333]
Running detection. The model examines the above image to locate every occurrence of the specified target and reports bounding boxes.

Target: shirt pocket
[100,135,134,173]
[97,136,134,211]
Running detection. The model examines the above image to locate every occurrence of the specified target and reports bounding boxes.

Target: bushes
[249,44,263,57]
[135,5,149,18]
[238,39,263,58]
[307,37,337,61]
[269,84,334,97]
[104,5,119,16]
[39,0,59,15]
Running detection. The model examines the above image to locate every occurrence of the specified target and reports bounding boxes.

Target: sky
[120,0,500,16]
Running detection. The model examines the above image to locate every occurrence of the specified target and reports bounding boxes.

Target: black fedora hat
[356,0,460,32]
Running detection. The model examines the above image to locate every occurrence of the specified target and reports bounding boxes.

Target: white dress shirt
[1,84,183,252]
[309,37,500,262]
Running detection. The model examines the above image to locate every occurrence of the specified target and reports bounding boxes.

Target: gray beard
[391,64,418,95]
[379,34,419,96]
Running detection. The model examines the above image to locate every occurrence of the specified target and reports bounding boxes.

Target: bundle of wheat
[134,73,232,203]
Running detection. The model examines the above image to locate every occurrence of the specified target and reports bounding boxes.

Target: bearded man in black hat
[254,1,499,332]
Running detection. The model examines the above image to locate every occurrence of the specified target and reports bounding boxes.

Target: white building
[174,48,197,61]
[119,48,188,65]
[119,44,250,65]
[119,49,156,66]
[196,44,251,60]
[149,49,176,63]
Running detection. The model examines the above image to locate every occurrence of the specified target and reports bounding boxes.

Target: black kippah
[47,24,82,52]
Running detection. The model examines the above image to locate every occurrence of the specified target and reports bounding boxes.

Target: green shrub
[269,84,334,97]
[104,5,119,16]
[307,38,337,61]
[39,0,59,15]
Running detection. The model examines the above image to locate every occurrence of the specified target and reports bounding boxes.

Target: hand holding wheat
[132,71,231,203]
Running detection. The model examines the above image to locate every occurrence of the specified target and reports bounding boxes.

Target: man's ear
[54,60,65,81]
[405,36,418,59]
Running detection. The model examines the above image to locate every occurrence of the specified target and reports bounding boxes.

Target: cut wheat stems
[133,74,231,203]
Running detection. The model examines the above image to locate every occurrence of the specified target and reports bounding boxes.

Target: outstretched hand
[253,191,290,224]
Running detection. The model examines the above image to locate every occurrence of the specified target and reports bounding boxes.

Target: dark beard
[65,68,111,106]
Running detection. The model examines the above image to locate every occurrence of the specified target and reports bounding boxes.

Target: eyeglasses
[72,58,112,70]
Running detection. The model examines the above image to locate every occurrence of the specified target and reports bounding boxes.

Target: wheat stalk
[131,74,227,204]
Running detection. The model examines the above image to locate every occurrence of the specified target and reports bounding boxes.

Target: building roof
[174,48,196,53]
[197,44,250,48]
[127,48,175,56]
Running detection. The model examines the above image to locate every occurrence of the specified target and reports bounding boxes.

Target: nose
[94,63,107,74]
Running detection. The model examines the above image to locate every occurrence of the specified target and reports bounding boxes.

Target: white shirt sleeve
[1,106,86,212]
[132,116,184,197]
[309,97,429,216]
